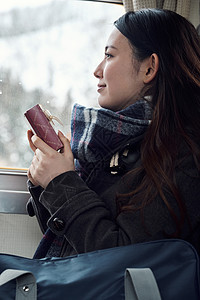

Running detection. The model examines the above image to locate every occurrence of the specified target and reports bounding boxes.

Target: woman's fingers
[28,130,55,155]
[27,130,37,152]
[28,130,75,188]
[27,168,39,186]
[31,135,53,155]
[58,131,73,156]
[58,131,75,169]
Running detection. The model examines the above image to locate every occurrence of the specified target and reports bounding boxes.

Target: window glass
[0,0,124,168]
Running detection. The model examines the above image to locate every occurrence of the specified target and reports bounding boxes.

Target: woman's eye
[105,52,113,59]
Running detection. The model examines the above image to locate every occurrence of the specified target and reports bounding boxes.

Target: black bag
[0,239,199,300]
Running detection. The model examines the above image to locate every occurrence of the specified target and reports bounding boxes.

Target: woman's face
[94,27,147,111]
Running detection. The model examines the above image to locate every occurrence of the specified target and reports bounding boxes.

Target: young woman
[27,9,200,258]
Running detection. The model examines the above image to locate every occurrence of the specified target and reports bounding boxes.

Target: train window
[0,0,124,169]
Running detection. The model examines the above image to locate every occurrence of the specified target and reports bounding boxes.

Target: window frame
[0,168,29,214]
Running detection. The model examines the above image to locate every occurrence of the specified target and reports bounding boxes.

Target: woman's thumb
[58,130,72,152]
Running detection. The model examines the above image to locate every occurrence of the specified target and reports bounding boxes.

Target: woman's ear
[143,53,159,83]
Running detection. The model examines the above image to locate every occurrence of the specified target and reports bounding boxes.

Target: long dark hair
[114,9,200,236]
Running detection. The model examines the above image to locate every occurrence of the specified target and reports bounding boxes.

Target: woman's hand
[27,130,75,188]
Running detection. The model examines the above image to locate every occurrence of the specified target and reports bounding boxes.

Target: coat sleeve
[26,181,50,234]
[38,171,134,253]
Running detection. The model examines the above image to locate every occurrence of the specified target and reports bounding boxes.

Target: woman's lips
[97,84,106,93]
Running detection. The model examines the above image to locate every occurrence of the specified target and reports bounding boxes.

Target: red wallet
[24,104,63,151]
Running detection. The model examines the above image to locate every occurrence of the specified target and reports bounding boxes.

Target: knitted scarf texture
[70,99,151,179]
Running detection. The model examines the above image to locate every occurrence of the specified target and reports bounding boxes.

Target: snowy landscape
[0,0,124,167]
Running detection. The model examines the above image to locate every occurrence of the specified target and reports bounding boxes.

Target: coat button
[53,217,65,231]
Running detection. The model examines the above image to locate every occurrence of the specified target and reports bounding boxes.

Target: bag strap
[0,269,37,300]
[0,267,161,300]
[125,268,162,300]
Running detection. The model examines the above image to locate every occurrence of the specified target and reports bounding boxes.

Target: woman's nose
[94,61,103,79]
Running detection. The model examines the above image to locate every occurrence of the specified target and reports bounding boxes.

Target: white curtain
[122,0,200,28]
